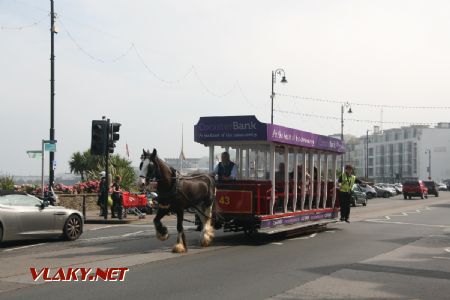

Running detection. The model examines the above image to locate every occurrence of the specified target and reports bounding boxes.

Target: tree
[0,174,15,190]
[69,151,88,181]
[68,150,136,190]
[109,155,136,190]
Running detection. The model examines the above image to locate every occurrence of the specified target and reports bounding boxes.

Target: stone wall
[57,194,99,211]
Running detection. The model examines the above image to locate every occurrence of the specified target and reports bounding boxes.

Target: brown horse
[138,149,215,253]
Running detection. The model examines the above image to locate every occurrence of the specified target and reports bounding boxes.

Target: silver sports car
[0,191,83,242]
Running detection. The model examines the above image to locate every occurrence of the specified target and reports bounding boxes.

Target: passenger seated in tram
[275,162,285,182]
[213,151,237,181]
[289,165,311,189]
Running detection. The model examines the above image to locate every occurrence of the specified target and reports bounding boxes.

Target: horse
[138,149,216,253]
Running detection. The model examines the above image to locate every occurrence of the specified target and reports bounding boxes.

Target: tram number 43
[218,196,231,206]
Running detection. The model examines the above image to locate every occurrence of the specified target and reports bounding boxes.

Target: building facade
[344,123,450,183]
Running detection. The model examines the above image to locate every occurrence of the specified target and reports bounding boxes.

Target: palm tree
[69,151,88,181]
[109,155,136,190]
[69,150,136,189]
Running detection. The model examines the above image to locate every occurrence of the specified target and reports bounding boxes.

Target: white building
[345,123,450,183]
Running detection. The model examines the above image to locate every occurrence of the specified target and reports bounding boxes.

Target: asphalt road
[1,193,450,299]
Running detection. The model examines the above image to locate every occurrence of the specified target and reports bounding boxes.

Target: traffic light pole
[90,117,120,219]
[104,118,110,219]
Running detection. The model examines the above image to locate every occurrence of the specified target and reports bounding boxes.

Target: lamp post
[340,102,352,171]
[365,129,371,181]
[425,149,431,180]
[49,0,57,188]
[271,69,288,124]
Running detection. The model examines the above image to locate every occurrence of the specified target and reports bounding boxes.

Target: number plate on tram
[216,190,252,214]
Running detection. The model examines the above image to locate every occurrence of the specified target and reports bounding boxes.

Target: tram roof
[194,115,345,154]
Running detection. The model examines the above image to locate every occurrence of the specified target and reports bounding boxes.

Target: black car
[423,181,439,197]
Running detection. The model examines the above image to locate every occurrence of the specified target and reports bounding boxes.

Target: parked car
[393,183,403,194]
[423,181,439,197]
[0,191,83,243]
[402,180,428,199]
[351,184,368,207]
[380,184,398,196]
[359,184,377,199]
[374,185,396,198]
[437,183,448,191]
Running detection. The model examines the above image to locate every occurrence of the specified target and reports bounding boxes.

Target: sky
[1,0,450,176]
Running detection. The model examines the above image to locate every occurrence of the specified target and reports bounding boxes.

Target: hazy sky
[1,0,450,176]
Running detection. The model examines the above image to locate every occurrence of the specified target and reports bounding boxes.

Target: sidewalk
[83,210,150,224]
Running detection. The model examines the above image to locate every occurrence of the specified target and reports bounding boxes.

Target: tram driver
[213,151,238,181]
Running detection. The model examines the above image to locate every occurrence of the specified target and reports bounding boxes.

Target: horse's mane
[153,156,176,190]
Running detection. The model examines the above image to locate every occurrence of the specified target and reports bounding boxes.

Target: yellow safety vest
[340,173,356,193]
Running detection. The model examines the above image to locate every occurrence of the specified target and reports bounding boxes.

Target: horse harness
[144,159,207,211]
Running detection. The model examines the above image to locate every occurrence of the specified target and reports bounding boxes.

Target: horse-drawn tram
[194,115,345,234]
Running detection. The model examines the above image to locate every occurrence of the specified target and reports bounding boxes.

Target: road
[1,193,450,299]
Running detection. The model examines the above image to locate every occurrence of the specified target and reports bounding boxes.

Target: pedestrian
[97,171,107,216]
[111,175,123,219]
[338,164,363,223]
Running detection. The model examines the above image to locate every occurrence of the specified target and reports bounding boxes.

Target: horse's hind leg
[197,205,214,247]
[172,209,187,253]
[153,208,169,241]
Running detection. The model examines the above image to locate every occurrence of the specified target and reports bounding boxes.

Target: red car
[403,180,428,199]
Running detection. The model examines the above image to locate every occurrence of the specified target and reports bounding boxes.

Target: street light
[365,129,371,181]
[341,102,352,171]
[49,0,57,188]
[271,69,288,124]
[425,149,431,180]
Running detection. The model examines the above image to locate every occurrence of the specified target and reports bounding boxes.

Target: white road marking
[271,242,283,245]
[390,212,408,217]
[325,230,336,233]
[367,206,436,224]
[432,256,450,260]
[122,230,145,237]
[289,233,318,240]
[365,219,450,228]
[88,225,121,231]
[2,243,47,252]
[445,248,450,253]
[79,235,126,241]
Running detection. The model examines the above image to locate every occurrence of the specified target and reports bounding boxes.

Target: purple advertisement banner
[260,212,336,228]
[194,115,267,142]
[194,115,344,153]
[267,124,345,153]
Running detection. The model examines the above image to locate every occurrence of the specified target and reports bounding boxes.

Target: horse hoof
[156,232,169,241]
[172,243,187,253]
[201,236,212,247]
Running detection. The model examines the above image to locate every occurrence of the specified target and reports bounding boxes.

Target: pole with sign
[42,141,45,197]
[43,140,56,197]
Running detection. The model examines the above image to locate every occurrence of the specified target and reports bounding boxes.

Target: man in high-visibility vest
[338,164,363,222]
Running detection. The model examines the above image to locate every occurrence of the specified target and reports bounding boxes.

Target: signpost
[43,140,57,197]
[27,140,56,198]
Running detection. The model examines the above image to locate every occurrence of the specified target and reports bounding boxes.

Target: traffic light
[91,120,107,155]
[108,122,121,154]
